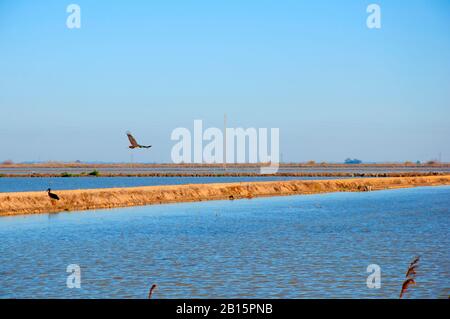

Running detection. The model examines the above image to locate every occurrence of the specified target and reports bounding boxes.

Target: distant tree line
[344,158,362,164]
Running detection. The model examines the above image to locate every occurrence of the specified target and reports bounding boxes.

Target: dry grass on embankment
[0,175,449,217]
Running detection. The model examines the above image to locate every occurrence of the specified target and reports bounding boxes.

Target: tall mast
[223,113,227,170]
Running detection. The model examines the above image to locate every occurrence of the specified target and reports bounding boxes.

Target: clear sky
[1,0,449,163]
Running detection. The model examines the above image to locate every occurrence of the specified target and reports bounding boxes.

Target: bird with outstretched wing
[126,131,152,149]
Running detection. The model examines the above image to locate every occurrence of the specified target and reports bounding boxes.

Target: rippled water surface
[0,176,344,193]
[0,186,448,298]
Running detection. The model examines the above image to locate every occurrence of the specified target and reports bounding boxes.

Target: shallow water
[0,186,448,298]
[0,176,343,193]
[2,166,449,175]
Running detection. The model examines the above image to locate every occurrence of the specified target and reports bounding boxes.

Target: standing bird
[47,188,60,201]
[148,284,157,299]
[126,131,152,149]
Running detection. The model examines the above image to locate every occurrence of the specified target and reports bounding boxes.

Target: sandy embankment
[0,175,449,217]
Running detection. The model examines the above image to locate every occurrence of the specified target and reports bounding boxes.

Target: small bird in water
[126,131,152,149]
[47,188,60,201]
[148,284,157,299]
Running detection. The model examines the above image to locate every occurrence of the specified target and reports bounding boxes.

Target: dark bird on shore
[126,131,152,149]
[400,278,416,299]
[148,284,157,299]
[47,188,60,200]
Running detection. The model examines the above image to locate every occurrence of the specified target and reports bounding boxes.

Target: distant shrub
[1,160,14,165]
[404,161,414,166]
[0,174,4,178]
[306,160,316,165]
[426,160,438,165]
[88,170,100,176]
[61,172,73,177]
[345,158,362,164]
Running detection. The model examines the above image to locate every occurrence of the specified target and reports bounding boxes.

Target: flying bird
[400,278,416,299]
[126,131,152,149]
[148,284,157,299]
[47,188,60,200]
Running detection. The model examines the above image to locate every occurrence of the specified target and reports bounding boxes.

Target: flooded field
[0,176,348,193]
[0,186,448,298]
[1,164,449,176]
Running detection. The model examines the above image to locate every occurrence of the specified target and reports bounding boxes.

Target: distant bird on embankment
[126,131,152,149]
[47,188,60,201]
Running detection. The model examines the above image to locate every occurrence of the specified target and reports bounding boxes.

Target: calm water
[0,176,344,193]
[0,186,448,298]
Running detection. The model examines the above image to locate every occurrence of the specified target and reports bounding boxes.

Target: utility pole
[223,113,227,170]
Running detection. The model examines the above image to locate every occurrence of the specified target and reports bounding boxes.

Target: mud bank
[1,176,449,216]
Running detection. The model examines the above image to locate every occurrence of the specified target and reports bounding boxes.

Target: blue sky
[0,0,449,163]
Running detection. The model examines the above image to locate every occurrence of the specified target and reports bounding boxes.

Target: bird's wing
[126,132,139,147]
